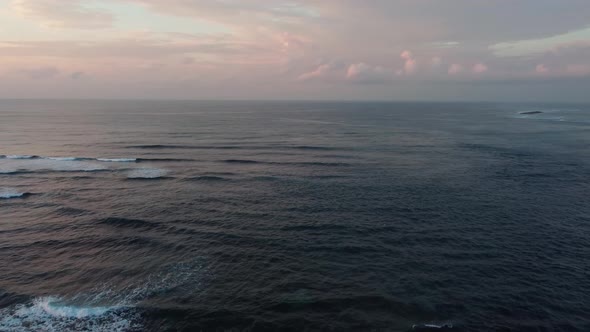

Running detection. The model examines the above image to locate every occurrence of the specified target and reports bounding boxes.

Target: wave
[50,157,189,163]
[0,156,184,177]
[0,261,203,332]
[127,144,343,151]
[0,189,30,199]
[306,175,349,179]
[223,159,260,164]
[0,158,109,173]
[516,114,565,121]
[126,168,168,179]
[221,159,350,167]
[96,158,137,163]
[186,176,228,181]
[46,157,137,163]
[98,217,161,230]
[512,108,585,122]
[297,162,351,167]
[127,144,244,150]
[127,144,190,149]
[37,297,115,318]
[46,157,86,161]
[288,145,340,151]
[0,296,135,332]
[412,323,455,331]
[281,224,351,232]
[249,176,282,182]
[136,158,193,162]
[518,108,580,114]
[53,207,92,217]
[4,155,37,159]
[0,170,29,175]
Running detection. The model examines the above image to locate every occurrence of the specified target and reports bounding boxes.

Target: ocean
[0,100,589,331]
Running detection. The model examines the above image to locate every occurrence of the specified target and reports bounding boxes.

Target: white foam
[37,297,114,318]
[0,262,202,332]
[47,157,81,161]
[127,168,168,179]
[97,158,137,163]
[0,296,136,332]
[412,323,454,330]
[0,188,27,199]
[0,159,108,173]
[515,114,565,121]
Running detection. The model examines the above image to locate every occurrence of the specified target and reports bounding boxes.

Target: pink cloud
[448,64,463,75]
[566,64,590,76]
[472,63,488,74]
[431,57,442,67]
[276,32,309,52]
[297,63,334,81]
[400,50,416,74]
[535,64,549,74]
[346,62,391,83]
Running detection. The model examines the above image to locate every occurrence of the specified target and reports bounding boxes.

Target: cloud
[346,63,392,83]
[298,63,336,81]
[448,64,463,75]
[490,27,590,57]
[298,61,393,84]
[400,50,417,74]
[3,0,590,100]
[70,71,85,79]
[431,57,442,67]
[19,66,60,79]
[535,64,549,74]
[566,64,590,76]
[129,0,590,45]
[472,63,488,74]
[11,0,114,29]
[0,33,277,63]
[126,0,320,30]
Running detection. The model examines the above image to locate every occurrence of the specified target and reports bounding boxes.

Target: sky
[1,0,590,101]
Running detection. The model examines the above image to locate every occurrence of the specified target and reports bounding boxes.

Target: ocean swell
[0,188,29,199]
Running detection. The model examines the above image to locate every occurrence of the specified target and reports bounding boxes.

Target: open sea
[0,100,589,332]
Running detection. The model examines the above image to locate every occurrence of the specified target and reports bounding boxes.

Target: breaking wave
[0,297,136,332]
[0,261,202,332]
[513,107,585,122]
[0,188,30,199]
[3,155,37,160]
[2,154,188,164]
[0,158,108,173]
[412,323,455,331]
[96,158,137,163]
[221,159,350,167]
[46,157,86,161]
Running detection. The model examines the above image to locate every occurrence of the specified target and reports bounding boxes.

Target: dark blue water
[1,100,589,332]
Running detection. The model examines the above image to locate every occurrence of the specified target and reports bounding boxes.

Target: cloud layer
[1,0,590,100]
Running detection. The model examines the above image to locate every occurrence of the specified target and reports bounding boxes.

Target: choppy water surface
[1,100,589,331]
